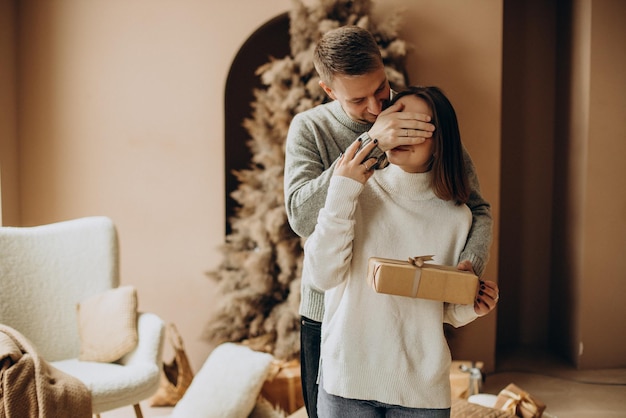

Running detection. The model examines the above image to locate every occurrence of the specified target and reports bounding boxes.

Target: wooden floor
[101,348,626,418]
[481,348,626,418]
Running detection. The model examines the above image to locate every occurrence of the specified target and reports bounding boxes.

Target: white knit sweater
[302,164,479,409]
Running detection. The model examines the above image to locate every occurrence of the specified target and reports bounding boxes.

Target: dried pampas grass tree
[205,0,409,360]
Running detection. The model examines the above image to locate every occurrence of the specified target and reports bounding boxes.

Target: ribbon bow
[499,388,540,417]
[407,255,434,268]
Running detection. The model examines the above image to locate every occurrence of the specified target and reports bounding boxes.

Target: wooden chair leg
[133,404,144,418]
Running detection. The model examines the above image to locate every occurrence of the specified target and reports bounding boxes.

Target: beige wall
[0,0,19,224]
[7,0,294,371]
[2,0,502,371]
[499,0,626,369]
[571,0,626,369]
[499,0,558,351]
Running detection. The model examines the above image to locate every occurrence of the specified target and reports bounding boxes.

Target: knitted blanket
[0,325,92,418]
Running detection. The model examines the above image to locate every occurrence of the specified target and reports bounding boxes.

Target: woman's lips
[390,145,411,152]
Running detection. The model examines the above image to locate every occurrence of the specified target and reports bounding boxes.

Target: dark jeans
[301,316,322,418]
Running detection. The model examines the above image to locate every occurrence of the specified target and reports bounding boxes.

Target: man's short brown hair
[313,26,384,85]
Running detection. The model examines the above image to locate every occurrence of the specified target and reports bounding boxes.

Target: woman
[302,86,499,418]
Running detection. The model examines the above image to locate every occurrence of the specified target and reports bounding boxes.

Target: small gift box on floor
[450,360,484,399]
[260,359,304,414]
[367,256,479,304]
[493,383,546,418]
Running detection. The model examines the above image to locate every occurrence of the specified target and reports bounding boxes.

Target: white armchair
[0,216,165,417]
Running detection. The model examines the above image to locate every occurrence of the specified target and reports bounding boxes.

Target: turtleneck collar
[374,164,436,200]
[329,100,373,133]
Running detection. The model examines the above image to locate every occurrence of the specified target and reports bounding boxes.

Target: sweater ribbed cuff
[360,133,389,170]
[459,252,486,278]
[299,285,325,322]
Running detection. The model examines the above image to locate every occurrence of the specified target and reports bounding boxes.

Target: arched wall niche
[224,13,290,234]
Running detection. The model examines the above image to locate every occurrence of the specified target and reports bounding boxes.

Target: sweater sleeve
[303,176,363,291]
[443,303,479,328]
[284,113,338,238]
[459,147,493,277]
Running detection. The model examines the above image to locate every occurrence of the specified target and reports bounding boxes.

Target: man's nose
[367,97,383,115]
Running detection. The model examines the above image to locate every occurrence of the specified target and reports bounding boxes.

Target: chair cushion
[76,286,138,363]
[52,356,160,413]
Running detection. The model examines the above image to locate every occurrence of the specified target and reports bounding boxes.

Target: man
[284,25,492,418]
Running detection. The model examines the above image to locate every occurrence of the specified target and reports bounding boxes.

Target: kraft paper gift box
[493,383,546,418]
[450,360,485,399]
[260,359,304,414]
[367,256,478,305]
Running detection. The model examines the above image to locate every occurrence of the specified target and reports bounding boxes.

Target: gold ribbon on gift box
[405,256,434,295]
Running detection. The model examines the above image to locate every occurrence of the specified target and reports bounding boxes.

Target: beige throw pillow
[171,343,274,418]
[77,285,138,362]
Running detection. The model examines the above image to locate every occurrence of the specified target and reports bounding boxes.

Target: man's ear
[319,80,336,100]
